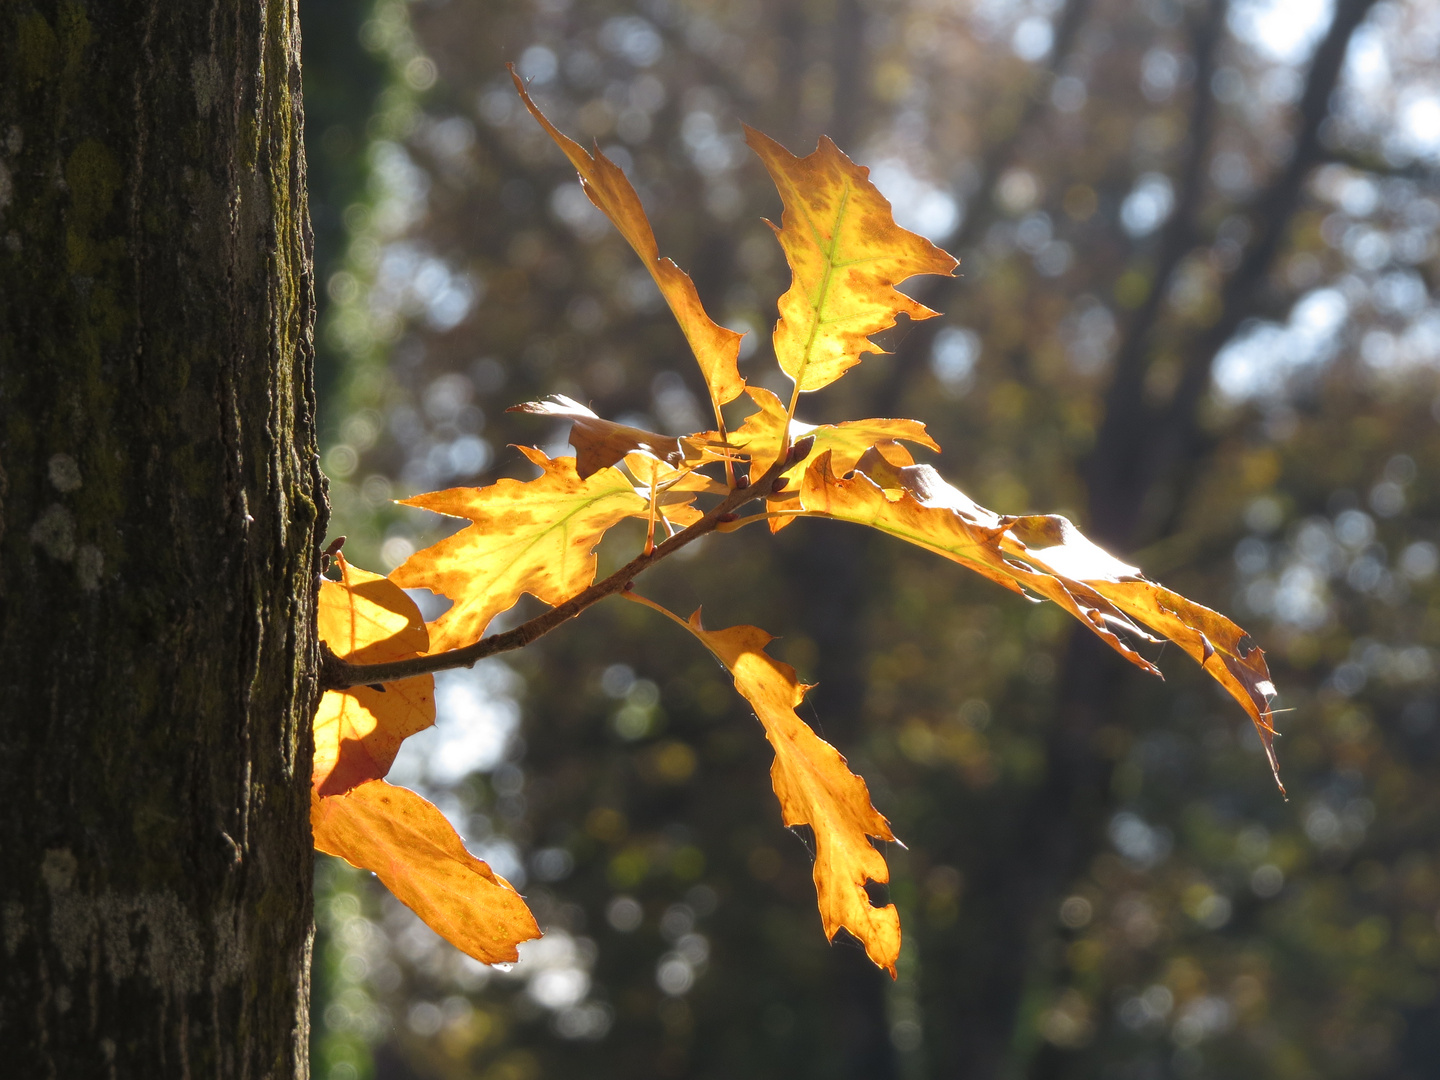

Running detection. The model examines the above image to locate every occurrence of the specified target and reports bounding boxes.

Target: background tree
[306,0,1440,1078]
[0,2,325,1075]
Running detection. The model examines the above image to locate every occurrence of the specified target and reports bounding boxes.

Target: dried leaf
[313,780,540,964]
[1007,515,1281,788]
[509,395,688,479]
[512,69,744,414]
[801,454,1283,791]
[626,593,901,975]
[391,448,647,652]
[314,554,435,796]
[733,386,939,478]
[745,128,957,395]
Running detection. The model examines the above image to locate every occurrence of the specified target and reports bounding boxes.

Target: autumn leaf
[745,127,957,398]
[626,593,901,975]
[508,395,729,481]
[313,780,540,964]
[511,68,745,417]
[390,447,647,652]
[730,385,939,531]
[314,553,435,796]
[1005,515,1281,788]
[800,453,1283,791]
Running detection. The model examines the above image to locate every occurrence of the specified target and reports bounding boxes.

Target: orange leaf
[730,386,940,531]
[1006,515,1282,789]
[314,554,435,796]
[801,453,1283,792]
[508,395,728,480]
[312,780,540,964]
[745,128,957,395]
[511,69,745,416]
[390,448,647,652]
[626,593,901,975]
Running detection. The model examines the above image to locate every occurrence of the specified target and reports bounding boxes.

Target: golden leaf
[745,128,957,395]
[313,780,540,964]
[626,593,901,975]
[801,453,1283,791]
[314,554,435,796]
[730,385,940,532]
[1007,515,1281,788]
[391,448,647,652]
[512,69,744,415]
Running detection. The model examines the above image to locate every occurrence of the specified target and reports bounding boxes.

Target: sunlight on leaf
[625,593,901,975]
[801,453,1283,792]
[314,553,435,796]
[391,448,647,652]
[511,68,745,418]
[313,780,540,964]
[745,127,957,397]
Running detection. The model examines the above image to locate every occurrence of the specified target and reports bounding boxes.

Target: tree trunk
[0,2,325,1077]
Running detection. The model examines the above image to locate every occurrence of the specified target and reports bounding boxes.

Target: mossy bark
[0,2,326,1076]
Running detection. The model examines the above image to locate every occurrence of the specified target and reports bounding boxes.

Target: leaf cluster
[311,74,1280,976]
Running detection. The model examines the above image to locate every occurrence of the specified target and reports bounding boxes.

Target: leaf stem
[715,509,810,533]
[320,453,795,690]
[783,381,802,458]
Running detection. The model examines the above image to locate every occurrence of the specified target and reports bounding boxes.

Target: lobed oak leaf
[314,553,435,796]
[731,386,940,532]
[801,453,1284,792]
[626,593,901,975]
[511,68,745,416]
[313,780,540,964]
[391,447,647,652]
[745,127,957,396]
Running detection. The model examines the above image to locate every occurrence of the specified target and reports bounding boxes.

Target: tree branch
[871,0,1096,416]
[1146,0,1385,522]
[1082,0,1229,548]
[319,452,796,690]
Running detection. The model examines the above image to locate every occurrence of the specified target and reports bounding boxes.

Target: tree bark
[0,2,325,1077]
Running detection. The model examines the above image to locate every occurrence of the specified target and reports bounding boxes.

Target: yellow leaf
[1006,515,1282,789]
[621,451,715,531]
[730,385,940,525]
[312,781,540,964]
[391,447,647,652]
[511,69,745,415]
[626,593,901,975]
[745,128,957,395]
[801,454,1284,791]
[314,553,435,796]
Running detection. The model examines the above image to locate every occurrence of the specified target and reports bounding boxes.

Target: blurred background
[297,0,1440,1076]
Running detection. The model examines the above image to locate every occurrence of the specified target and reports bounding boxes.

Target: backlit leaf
[745,128,957,395]
[508,395,727,480]
[512,69,745,415]
[800,453,1283,791]
[731,383,939,493]
[312,780,540,964]
[391,447,647,652]
[314,554,435,796]
[627,594,901,975]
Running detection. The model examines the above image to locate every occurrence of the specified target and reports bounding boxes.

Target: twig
[320,452,796,690]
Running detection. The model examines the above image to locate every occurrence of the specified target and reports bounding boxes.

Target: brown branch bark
[320,452,797,690]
